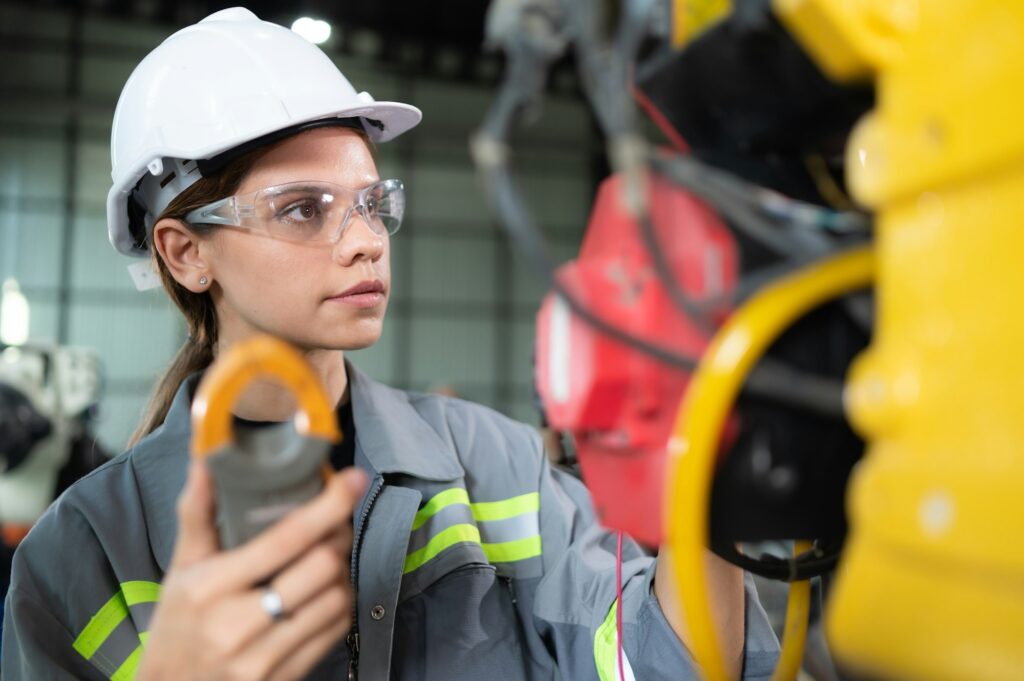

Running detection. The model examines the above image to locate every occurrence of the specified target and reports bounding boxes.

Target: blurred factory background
[0,1,599,453]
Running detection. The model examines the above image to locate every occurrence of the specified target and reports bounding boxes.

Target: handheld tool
[190,335,340,549]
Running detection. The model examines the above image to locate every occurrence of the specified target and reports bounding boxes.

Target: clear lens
[187,179,405,243]
[259,184,335,242]
[363,179,405,236]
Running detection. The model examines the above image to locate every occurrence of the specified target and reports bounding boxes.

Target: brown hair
[127,148,267,446]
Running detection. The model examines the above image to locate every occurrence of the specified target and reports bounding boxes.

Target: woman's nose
[331,209,385,266]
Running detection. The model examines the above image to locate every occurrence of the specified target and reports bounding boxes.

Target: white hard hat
[107,7,422,258]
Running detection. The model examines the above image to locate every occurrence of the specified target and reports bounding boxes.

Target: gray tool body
[205,422,330,549]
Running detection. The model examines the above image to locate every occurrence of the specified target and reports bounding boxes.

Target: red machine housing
[536,173,738,546]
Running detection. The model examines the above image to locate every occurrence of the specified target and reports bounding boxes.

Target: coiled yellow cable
[664,247,873,681]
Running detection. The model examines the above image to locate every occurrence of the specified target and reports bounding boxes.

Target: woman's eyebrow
[271,179,382,193]
[273,182,332,194]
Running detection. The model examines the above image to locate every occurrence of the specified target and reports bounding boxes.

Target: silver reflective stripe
[403,489,543,576]
[408,501,540,552]
[477,511,540,545]
[407,502,475,555]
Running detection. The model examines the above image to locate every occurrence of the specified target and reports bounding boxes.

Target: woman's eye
[281,201,321,223]
[365,196,380,216]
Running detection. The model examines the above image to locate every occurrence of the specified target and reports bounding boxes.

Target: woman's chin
[340,336,380,352]
[327,326,384,352]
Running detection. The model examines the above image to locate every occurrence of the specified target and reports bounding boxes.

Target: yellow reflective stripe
[403,523,481,574]
[404,490,543,574]
[411,488,470,531]
[72,581,161,661]
[110,644,143,681]
[73,592,129,660]
[471,492,539,522]
[482,535,542,563]
[594,599,619,681]
[594,598,636,681]
[122,581,160,606]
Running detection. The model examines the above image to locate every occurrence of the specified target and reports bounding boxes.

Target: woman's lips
[327,280,386,308]
[328,291,385,308]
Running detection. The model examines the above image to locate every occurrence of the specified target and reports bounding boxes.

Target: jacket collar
[135,361,462,572]
[346,363,463,480]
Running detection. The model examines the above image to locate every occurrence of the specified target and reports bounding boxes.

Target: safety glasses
[184,178,405,244]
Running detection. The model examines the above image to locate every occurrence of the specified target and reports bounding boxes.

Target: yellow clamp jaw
[192,335,340,457]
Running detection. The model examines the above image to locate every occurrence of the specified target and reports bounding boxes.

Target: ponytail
[129,326,213,446]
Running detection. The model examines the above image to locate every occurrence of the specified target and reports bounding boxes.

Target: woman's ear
[152,218,212,293]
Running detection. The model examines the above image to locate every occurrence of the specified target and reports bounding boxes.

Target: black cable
[712,538,843,582]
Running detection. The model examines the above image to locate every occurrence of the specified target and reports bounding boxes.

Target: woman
[1,8,779,681]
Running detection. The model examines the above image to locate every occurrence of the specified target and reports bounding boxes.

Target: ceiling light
[292,17,332,45]
[1,279,30,346]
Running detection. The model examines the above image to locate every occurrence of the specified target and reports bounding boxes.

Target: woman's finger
[267,618,351,681]
[189,528,351,667]
[224,583,354,681]
[199,468,365,595]
[199,524,352,659]
[260,529,351,617]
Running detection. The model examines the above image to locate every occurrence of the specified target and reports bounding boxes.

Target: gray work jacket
[2,364,779,680]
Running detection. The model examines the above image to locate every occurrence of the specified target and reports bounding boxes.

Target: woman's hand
[136,461,368,681]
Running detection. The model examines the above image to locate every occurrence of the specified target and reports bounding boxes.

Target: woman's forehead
[238,127,379,192]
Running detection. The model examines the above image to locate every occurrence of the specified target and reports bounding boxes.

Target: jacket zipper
[348,475,384,681]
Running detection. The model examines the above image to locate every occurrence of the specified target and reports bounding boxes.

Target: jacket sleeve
[2,525,107,681]
[531,455,780,680]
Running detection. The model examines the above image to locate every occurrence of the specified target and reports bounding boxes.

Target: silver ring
[260,587,287,621]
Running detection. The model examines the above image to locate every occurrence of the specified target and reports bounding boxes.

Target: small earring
[199,276,208,286]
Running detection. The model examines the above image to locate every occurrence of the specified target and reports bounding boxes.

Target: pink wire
[616,532,626,681]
